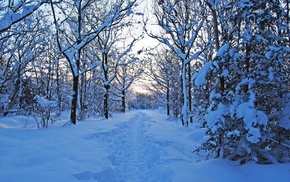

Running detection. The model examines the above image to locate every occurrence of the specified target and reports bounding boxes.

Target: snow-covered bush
[33,95,57,128]
[194,0,290,164]
[194,49,289,163]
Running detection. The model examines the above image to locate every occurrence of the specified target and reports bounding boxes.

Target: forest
[1,0,290,165]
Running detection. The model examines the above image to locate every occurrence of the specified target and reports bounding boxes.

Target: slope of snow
[0,110,290,182]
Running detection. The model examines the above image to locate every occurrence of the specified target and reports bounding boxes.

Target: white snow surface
[0,109,290,182]
[193,62,212,87]
[34,95,57,108]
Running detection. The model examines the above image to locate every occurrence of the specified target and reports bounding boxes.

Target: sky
[129,0,161,94]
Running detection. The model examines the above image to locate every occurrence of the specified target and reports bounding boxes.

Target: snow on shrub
[33,95,57,128]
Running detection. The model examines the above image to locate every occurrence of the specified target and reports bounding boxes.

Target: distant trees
[0,3,74,123]
[147,49,181,117]
[1,0,144,124]
[50,0,138,123]
[147,0,205,126]
[0,8,50,116]
[94,25,139,119]
[128,92,162,110]
[113,54,144,113]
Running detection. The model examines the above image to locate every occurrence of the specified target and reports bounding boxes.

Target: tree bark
[121,89,126,113]
[70,74,79,125]
[181,61,188,127]
[79,71,87,120]
[187,63,192,122]
[56,58,62,115]
[104,86,109,119]
[166,84,170,116]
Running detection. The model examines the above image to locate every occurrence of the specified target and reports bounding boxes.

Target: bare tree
[113,54,143,113]
[95,25,139,119]
[50,0,138,124]
[0,9,49,116]
[145,0,205,126]
[147,48,181,116]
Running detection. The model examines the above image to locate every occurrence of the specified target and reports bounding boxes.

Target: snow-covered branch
[0,0,50,33]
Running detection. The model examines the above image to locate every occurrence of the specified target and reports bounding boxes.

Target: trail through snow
[74,111,172,181]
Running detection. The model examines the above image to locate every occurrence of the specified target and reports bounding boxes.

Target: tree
[194,0,290,163]
[113,54,143,113]
[50,0,138,124]
[0,9,49,116]
[29,33,72,116]
[146,0,205,126]
[147,48,181,116]
[98,29,138,118]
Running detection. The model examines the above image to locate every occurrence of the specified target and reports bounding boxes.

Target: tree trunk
[79,72,87,120]
[121,89,126,113]
[187,63,192,122]
[104,86,109,119]
[103,42,110,119]
[166,85,170,116]
[211,8,220,50]
[70,75,79,125]
[56,59,62,115]
[46,57,52,100]
[181,62,188,127]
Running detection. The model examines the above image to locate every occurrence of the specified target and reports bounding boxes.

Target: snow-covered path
[1,110,290,182]
[74,111,172,181]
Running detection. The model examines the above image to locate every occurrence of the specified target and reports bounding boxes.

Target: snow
[205,103,228,133]
[216,43,230,57]
[34,95,57,108]
[1,109,290,182]
[0,1,46,32]
[236,101,268,143]
[193,62,212,87]
[267,67,274,81]
[280,99,290,130]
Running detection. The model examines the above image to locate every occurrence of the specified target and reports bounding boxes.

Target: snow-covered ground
[1,109,290,182]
